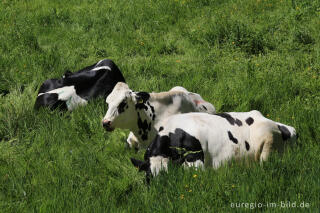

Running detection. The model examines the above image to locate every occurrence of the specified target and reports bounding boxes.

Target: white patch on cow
[91,66,111,72]
[182,160,204,169]
[40,86,87,111]
[127,132,139,148]
[150,156,169,176]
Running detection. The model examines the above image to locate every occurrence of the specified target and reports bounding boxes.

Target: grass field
[0,0,319,212]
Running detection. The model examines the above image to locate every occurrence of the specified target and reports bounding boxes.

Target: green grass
[0,0,319,212]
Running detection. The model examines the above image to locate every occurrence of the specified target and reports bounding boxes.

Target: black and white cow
[35,59,125,111]
[131,111,297,182]
[102,82,216,148]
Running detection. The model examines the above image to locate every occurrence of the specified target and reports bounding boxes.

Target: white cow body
[102,82,216,148]
[131,111,297,179]
[37,86,88,111]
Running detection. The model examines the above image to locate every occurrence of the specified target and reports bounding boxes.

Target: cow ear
[125,90,133,99]
[130,158,149,172]
[63,70,72,78]
[135,92,150,104]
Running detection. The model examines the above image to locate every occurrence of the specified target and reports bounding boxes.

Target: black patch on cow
[136,92,150,103]
[147,101,155,113]
[118,100,127,113]
[216,113,243,127]
[202,105,207,110]
[145,128,204,165]
[245,117,254,125]
[150,105,155,113]
[216,113,235,125]
[137,112,151,141]
[136,100,156,122]
[245,141,250,151]
[168,128,204,164]
[227,131,238,144]
[235,119,242,126]
[158,126,164,132]
[149,104,156,120]
[135,103,148,111]
[278,125,291,141]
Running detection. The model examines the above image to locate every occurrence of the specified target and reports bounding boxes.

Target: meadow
[0,0,319,212]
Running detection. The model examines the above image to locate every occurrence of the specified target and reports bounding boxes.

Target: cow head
[102,82,150,131]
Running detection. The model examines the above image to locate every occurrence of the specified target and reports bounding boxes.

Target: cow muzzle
[102,119,115,132]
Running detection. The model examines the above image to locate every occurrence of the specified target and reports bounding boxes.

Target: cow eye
[118,100,127,113]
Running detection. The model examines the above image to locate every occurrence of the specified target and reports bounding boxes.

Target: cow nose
[102,120,111,128]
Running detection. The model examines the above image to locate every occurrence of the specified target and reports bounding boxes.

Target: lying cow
[102,82,216,148]
[131,111,297,182]
[35,59,125,111]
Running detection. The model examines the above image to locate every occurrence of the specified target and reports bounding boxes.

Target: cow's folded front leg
[126,132,139,149]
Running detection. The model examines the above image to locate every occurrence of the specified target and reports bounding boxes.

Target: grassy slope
[0,0,319,212]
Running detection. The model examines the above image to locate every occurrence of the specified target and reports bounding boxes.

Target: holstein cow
[131,111,297,182]
[35,59,125,111]
[102,82,216,148]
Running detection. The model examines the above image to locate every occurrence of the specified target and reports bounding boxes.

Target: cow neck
[133,100,157,146]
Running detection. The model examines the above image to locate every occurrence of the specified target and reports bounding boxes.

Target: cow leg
[254,132,274,163]
[126,132,139,149]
